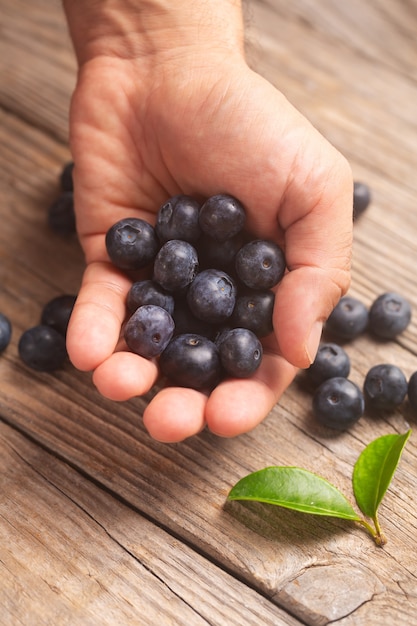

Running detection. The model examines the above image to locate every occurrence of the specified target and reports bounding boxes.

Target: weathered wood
[1,422,300,626]
[2,1,417,625]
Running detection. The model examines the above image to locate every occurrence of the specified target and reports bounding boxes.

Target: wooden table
[2,1,417,624]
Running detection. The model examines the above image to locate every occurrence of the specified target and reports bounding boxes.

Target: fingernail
[305,321,323,365]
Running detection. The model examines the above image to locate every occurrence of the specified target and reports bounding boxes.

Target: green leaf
[352,430,411,519]
[228,466,361,521]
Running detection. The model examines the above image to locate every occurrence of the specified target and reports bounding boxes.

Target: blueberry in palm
[153,239,199,292]
[106,217,159,270]
[187,269,236,323]
[124,305,175,359]
[155,195,201,243]
[127,280,175,315]
[199,194,246,241]
[159,333,221,390]
[232,289,274,337]
[235,240,286,290]
[216,327,263,378]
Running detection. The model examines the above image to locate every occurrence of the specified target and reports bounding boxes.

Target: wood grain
[1,422,300,626]
[2,0,417,624]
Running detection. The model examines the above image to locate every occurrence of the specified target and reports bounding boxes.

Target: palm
[67,53,352,442]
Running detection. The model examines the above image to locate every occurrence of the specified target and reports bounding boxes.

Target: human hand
[63,0,353,442]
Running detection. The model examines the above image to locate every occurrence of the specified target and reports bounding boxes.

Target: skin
[63,0,353,442]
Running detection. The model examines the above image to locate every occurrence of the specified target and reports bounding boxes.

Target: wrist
[63,0,245,65]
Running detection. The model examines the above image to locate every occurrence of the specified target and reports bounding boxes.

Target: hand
[64,1,353,442]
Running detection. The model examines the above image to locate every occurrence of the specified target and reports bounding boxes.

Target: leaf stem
[357,517,387,546]
[372,513,387,547]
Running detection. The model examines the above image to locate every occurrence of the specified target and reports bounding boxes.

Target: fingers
[92,351,159,400]
[205,352,297,437]
[66,260,131,371]
[143,387,208,443]
[273,136,353,369]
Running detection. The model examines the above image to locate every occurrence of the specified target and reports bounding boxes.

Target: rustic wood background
[2,1,417,624]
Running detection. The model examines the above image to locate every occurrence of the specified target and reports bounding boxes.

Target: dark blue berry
[187,269,236,323]
[199,194,246,241]
[232,290,274,337]
[235,240,286,290]
[153,240,199,292]
[124,305,175,359]
[48,192,76,235]
[18,325,67,371]
[353,181,371,219]
[312,377,364,430]
[306,342,350,387]
[127,280,175,315]
[159,333,221,390]
[216,327,262,378]
[41,294,77,336]
[155,195,201,243]
[60,161,74,192]
[105,217,159,270]
[325,295,369,340]
[364,363,408,411]
[0,313,12,352]
[369,292,412,339]
[407,371,417,412]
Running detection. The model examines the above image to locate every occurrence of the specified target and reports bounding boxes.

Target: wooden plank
[1,422,301,626]
[0,0,76,142]
[2,1,417,624]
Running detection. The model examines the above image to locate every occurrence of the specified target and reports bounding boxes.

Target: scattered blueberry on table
[0,313,12,352]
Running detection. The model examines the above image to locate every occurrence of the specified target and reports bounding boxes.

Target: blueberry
[0,313,12,352]
[199,194,246,241]
[126,280,175,315]
[235,240,286,290]
[18,325,67,371]
[155,195,201,243]
[325,295,369,340]
[312,377,364,430]
[60,161,74,192]
[363,363,408,411]
[48,192,76,235]
[368,292,412,339]
[306,343,350,388]
[124,305,175,359]
[216,327,262,378]
[353,181,371,219]
[41,294,77,336]
[153,240,199,292]
[232,289,274,337]
[187,269,236,324]
[105,217,159,271]
[407,371,417,412]
[159,333,221,390]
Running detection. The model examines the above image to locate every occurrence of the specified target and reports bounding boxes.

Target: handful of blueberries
[105,193,286,390]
